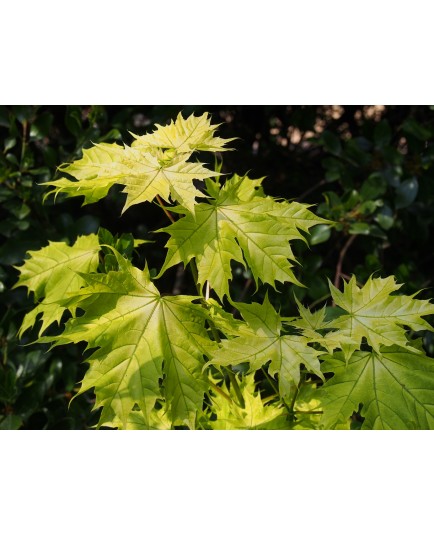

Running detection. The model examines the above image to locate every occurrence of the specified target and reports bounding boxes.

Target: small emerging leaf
[210,373,288,430]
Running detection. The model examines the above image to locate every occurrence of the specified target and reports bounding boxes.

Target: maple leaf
[130,111,236,154]
[208,295,323,400]
[14,234,100,336]
[317,345,434,429]
[205,298,253,338]
[116,148,216,215]
[209,373,289,430]
[44,143,127,205]
[43,113,234,215]
[327,275,434,360]
[290,297,330,339]
[42,253,216,428]
[158,175,329,298]
[45,143,218,215]
[288,298,356,355]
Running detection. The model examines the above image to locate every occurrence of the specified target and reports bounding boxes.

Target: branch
[296,179,327,202]
[156,194,175,223]
[333,234,357,293]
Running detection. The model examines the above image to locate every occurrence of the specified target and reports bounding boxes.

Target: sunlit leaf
[328,275,434,360]
[158,175,329,298]
[209,295,323,400]
[318,345,434,429]
[131,111,236,153]
[40,253,216,428]
[103,406,172,430]
[44,113,232,215]
[14,234,100,336]
[210,373,289,430]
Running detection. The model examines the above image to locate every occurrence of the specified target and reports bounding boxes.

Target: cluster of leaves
[0,105,130,429]
[13,112,434,429]
[206,106,434,327]
[291,108,434,313]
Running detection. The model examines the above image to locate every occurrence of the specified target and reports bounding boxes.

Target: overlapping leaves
[209,295,323,401]
[39,253,216,428]
[14,111,434,430]
[208,373,288,430]
[130,111,236,154]
[44,112,230,215]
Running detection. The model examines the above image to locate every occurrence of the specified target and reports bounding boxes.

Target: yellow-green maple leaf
[318,345,434,429]
[290,297,330,339]
[210,373,289,430]
[131,111,236,154]
[41,253,216,428]
[209,295,323,400]
[158,175,329,298]
[44,113,232,215]
[328,275,434,360]
[44,143,126,205]
[103,406,172,430]
[14,234,100,336]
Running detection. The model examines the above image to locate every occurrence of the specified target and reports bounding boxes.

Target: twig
[156,194,175,223]
[207,380,233,404]
[309,293,331,309]
[287,384,299,422]
[341,273,362,287]
[231,278,253,317]
[20,120,28,171]
[333,234,357,293]
[225,368,245,409]
[297,179,327,202]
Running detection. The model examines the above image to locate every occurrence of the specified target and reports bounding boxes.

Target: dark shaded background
[1,105,434,429]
